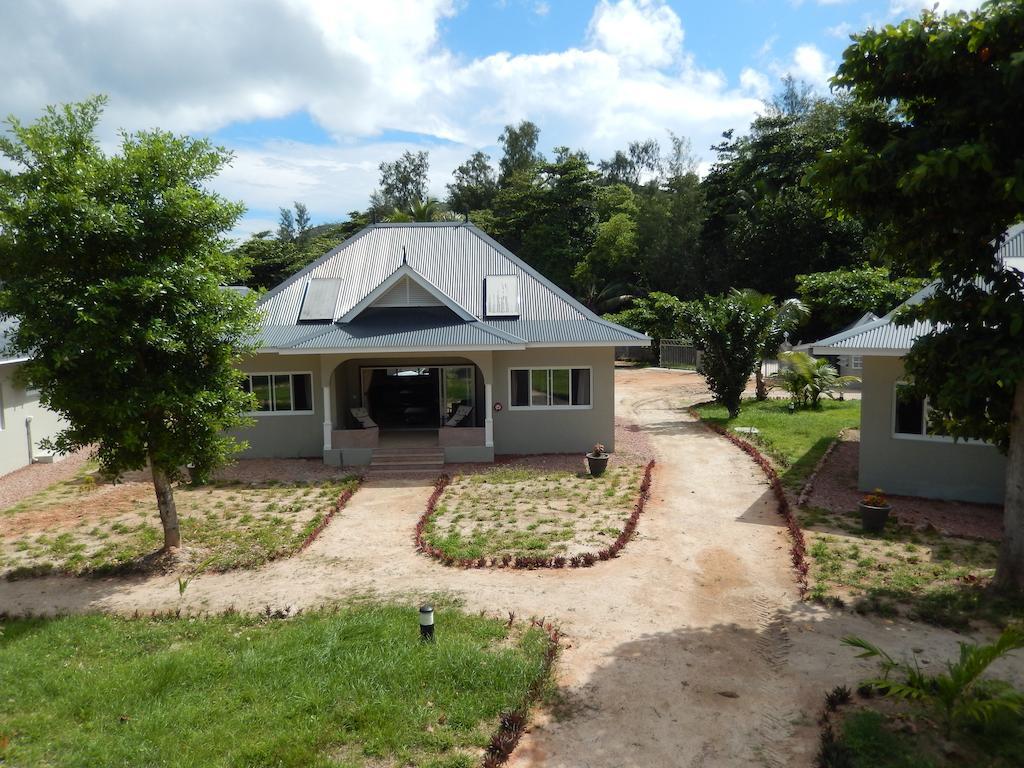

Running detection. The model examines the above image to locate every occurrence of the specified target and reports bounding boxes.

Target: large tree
[810,0,1024,590]
[373,150,429,212]
[0,97,259,551]
[701,82,871,298]
[446,150,497,214]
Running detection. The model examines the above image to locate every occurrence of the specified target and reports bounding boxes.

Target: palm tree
[579,281,642,315]
[384,197,461,223]
[730,289,810,400]
[774,351,859,407]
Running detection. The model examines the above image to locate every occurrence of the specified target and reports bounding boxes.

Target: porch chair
[444,403,473,427]
[350,407,378,430]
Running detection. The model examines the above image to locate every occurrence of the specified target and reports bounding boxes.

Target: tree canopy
[0,97,259,550]
[810,0,1024,590]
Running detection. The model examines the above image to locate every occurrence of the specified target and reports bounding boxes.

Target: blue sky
[0,0,982,238]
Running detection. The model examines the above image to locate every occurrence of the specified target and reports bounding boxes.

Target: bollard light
[788,402,796,414]
[419,604,435,642]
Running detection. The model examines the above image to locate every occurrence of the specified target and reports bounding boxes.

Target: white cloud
[1,0,763,224]
[586,0,684,69]
[826,22,854,38]
[740,68,773,99]
[784,44,834,90]
[889,0,983,15]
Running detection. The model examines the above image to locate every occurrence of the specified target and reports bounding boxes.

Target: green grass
[0,604,551,767]
[800,507,1024,629]
[694,398,860,489]
[2,477,361,578]
[423,465,645,562]
[829,706,1024,767]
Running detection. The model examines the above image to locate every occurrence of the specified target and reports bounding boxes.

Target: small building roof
[810,224,1024,357]
[256,222,649,353]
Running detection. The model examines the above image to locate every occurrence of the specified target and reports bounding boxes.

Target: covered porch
[316,352,496,467]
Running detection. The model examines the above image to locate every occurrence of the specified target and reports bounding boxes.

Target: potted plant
[586,443,610,477]
[858,488,891,533]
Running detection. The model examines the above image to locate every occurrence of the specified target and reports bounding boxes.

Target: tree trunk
[755,362,767,401]
[995,380,1024,592]
[151,462,181,550]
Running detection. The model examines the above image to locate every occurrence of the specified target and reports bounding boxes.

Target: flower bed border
[482,617,562,767]
[414,460,656,569]
[687,407,809,595]
[297,476,363,552]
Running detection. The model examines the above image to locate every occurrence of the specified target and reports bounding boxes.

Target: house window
[893,382,953,440]
[850,355,862,371]
[242,373,313,414]
[510,367,592,409]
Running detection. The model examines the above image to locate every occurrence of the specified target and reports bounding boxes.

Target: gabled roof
[257,222,649,352]
[810,224,1024,356]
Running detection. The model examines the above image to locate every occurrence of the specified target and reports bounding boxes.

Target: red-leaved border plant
[482,617,562,767]
[414,460,656,569]
[687,407,810,595]
[298,476,364,552]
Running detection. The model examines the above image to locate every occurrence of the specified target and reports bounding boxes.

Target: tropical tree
[809,0,1024,591]
[498,120,544,184]
[679,293,777,417]
[373,150,430,212]
[773,351,858,408]
[731,289,809,399]
[0,97,259,551]
[796,266,928,340]
[446,150,497,213]
[604,291,685,364]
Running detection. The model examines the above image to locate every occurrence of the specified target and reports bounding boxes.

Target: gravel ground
[806,430,1003,541]
[0,447,94,512]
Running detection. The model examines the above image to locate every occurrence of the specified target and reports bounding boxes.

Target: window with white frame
[893,382,948,440]
[850,355,863,371]
[509,367,591,409]
[242,373,313,413]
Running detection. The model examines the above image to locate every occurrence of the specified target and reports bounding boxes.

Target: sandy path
[1,368,1019,767]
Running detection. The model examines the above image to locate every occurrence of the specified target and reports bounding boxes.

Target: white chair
[445,404,473,427]
[350,407,378,429]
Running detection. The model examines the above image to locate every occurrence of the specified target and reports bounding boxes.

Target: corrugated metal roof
[284,308,527,351]
[256,222,649,350]
[811,225,1023,355]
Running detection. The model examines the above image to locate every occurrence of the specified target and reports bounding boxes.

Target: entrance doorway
[360,366,475,430]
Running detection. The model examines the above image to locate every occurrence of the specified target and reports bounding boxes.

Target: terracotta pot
[586,453,609,477]
[859,502,891,533]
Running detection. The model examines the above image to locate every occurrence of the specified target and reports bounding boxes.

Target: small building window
[894,383,926,436]
[850,355,862,370]
[243,373,313,413]
[510,367,592,409]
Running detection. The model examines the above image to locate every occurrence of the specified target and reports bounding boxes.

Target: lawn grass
[0,604,552,768]
[828,705,1024,767]
[693,398,861,490]
[423,465,645,562]
[800,506,1024,629]
[1,464,360,577]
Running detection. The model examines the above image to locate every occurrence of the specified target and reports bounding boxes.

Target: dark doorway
[363,367,440,429]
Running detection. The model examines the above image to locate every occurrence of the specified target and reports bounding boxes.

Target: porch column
[485,382,494,448]
[321,360,334,451]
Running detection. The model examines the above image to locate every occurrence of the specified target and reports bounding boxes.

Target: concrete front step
[370,449,445,470]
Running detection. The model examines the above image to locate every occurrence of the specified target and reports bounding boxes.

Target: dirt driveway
[0,368,1018,767]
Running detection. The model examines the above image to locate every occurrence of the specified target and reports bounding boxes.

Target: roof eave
[810,345,908,357]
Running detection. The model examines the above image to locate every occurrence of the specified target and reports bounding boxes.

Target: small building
[809,226,1024,504]
[0,318,68,476]
[237,222,649,467]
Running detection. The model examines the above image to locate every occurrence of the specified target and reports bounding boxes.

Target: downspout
[24,415,33,464]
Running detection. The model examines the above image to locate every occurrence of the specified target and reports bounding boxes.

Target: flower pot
[586,453,609,477]
[859,502,891,533]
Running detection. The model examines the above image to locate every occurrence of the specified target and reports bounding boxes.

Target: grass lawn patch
[824,703,1024,767]
[693,398,860,490]
[423,465,646,563]
[0,461,360,577]
[0,604,552,768]
[799,506,1024,629]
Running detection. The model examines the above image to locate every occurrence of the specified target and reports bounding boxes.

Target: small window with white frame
[893,382,951,440]
[509,367,591,409]
[242,372,314,414]
[849,355,863,371]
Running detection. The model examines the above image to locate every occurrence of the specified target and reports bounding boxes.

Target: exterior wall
[492,346,614,455]
[232,353,325,458]
[0,362,68,476]
[859,356,1006,504]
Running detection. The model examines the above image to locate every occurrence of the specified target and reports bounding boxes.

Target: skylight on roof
[485,275,519,317]
[298,278,342,322]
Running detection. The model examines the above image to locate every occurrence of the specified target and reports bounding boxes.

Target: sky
[0,0,984,240]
